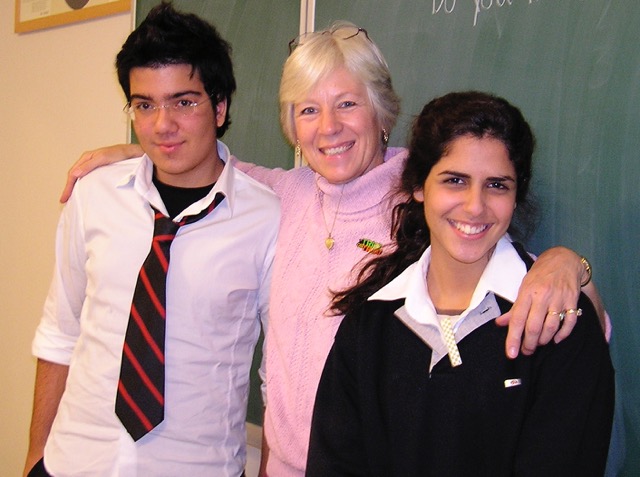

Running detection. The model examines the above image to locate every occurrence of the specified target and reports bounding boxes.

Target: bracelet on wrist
[580,256,592,287]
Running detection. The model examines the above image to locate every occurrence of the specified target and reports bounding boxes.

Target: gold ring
[566,308,583,316]
[547,310,567,323]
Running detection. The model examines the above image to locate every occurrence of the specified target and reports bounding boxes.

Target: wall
[0,4,132,475]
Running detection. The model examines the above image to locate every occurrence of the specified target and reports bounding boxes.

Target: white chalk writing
[433,0,457,14]
[432,0,540,27]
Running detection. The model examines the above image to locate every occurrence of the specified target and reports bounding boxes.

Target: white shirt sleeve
[32,190,87,364]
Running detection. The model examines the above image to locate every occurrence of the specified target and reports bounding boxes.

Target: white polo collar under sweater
[369,236,527,370]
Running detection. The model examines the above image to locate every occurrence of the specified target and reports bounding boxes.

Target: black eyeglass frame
[288,27,370,55]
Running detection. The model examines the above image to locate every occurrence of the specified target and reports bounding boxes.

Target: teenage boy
[23,4,279,476]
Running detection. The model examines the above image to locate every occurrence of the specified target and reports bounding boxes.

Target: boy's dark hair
[116,2,236,136]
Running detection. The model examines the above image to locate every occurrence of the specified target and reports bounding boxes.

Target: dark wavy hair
[115,2,236,137]
[333,91,538,316]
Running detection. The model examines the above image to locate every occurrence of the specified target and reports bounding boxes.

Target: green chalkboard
[136,0,299,425]
[315,2,638,474]
[134,2,640,473]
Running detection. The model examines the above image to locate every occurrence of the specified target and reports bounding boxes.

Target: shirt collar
[369,235,527,326]
[117,140,234,220]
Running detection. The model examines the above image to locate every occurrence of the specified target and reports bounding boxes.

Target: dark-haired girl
[306,92,614,477]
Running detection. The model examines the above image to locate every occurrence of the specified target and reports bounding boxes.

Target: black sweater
[307,290,614,476]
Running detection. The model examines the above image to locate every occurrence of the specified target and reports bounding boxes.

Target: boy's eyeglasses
[123,95,213,121]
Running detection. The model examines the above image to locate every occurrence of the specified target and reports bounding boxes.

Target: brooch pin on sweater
[357,238,383,255]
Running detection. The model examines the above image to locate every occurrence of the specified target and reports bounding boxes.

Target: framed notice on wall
[15,0,130,33]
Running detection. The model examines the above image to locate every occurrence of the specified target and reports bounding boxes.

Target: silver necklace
[319,185,345,250]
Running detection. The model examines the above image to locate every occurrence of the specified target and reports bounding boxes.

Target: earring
[382,129,389,146]
[295,140,301,163]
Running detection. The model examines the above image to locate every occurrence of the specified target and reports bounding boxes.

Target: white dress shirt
[33,141,280,477]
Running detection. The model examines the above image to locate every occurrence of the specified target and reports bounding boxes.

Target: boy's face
[128,64,227,187]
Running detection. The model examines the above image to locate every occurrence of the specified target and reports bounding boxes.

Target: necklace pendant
[325,237,335,250]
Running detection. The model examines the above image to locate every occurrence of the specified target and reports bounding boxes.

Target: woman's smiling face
[293,67,384,184]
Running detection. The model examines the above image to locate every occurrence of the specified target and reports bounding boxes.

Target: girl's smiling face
[414,134,517,272]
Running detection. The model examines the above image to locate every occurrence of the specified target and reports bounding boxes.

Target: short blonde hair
[279,21,401,146]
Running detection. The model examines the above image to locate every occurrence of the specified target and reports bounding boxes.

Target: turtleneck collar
[313,147,408,213]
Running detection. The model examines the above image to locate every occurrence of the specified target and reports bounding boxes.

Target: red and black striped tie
[116,195,223,441]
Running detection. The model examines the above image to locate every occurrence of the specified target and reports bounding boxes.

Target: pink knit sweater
[238,148,408,476]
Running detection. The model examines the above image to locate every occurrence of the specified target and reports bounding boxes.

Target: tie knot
[151,193,224,238]
[152,211,180,238]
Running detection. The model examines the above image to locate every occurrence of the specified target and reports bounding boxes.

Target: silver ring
[558,310,566,323]
[566,308,583,317]
[547,309,567,324]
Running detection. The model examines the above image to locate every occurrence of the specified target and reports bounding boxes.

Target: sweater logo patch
[357,238,383,255]
[504,378,522,388]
